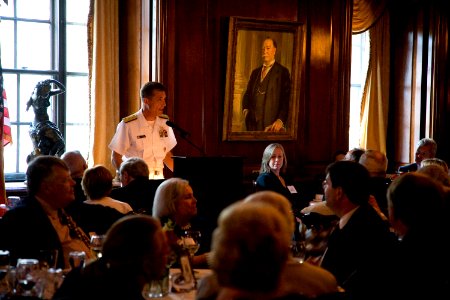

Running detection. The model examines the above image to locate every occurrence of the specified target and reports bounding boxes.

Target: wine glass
[290,240,307,264]
[90,234,106,259]
[181,230,201,259]
[15,258,40,296]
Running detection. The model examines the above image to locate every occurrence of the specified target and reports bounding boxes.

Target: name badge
[137,135,146,139]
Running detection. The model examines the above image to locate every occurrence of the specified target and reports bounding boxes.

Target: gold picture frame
[222,17,305,141]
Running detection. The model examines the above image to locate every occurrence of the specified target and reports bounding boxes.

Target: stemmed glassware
[181,230,201,259]
[15,258,40,296]
[90,234,106,259]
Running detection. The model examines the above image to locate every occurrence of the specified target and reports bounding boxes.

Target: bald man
[61,150,88,203]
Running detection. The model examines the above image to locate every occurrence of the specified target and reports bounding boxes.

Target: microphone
[166,120,190,137]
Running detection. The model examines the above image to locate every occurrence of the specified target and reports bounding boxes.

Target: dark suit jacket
[398,162,418,173]
[242,62,291,131]
[0,197,125,268]
[255,172,293,204]
[0,196,66,268]
[109,177,165,214]
[320,204,396,300]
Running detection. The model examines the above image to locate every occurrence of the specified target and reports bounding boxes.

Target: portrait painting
[222,17,305,141]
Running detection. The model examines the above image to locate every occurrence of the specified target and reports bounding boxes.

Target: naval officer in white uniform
[109,82,177,179]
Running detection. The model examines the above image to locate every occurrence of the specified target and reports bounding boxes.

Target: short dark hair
[82,165,114,199]
[264,37,277,48]
[326,160,370,205]
[26,155,69,196]
[140,82,167,99]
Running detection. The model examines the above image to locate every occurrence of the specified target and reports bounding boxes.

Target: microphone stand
[176,131,206,156]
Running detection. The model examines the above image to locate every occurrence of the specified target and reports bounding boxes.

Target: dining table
[153,268,212,300]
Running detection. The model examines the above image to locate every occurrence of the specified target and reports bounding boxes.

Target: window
[349,31,370,149]
[0,0,89,181]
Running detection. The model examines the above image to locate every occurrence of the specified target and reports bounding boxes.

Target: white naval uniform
[109,110,177,179]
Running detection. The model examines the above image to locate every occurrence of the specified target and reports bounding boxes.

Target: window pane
[66,0,89,23]
[66,24,88,72]
[0,0,15,18]
[66,76,89,124]
[65,124,89,157]
[18,124,34,170]
[17,0,50,20]
[0,20,15,69]
[17,22,52,70]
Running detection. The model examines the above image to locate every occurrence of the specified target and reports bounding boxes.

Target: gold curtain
[353,0,389,153]
[87,0,119,172]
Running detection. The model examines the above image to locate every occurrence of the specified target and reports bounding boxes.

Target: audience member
[110,157,164,214]
[420,157,449,173]
[398,137,437,173]
[61,150,88,203]
[255,143,297,208]
[152,178,208,267]
[386,173,450,299]
[320,160,396,300]
[197,191,341,300]
[358,149,391,216]
[417,164,450,188]
[0,156,93,269]
[332,150,346,162]
[53,215,169,300]
[82,165,133,215]
[343,148,365,162]
[207,201,292,300]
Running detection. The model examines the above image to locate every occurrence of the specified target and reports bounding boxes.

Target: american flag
[0,88,11,147]
[1,53,10,203]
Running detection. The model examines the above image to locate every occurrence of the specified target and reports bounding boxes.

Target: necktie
[59,209,92,249]
[261,66,268,81]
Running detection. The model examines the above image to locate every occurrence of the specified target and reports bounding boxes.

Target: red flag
[0,54,10,204]
[1,89,12,146]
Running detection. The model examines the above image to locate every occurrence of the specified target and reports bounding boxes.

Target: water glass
[291,240,307,263]
[142,268,170,298]
[69,251,86,269]
[90,235,106,259]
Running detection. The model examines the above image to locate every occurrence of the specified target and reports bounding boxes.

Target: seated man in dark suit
[320,160,396,300]
[398,138,437,173]
[0,156,93,269]
[110,157,164,214]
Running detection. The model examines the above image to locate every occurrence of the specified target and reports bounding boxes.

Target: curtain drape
[87,0,119,172]
[353,0,389,153]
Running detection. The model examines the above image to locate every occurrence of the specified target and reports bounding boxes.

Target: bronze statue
[26,79,66,163]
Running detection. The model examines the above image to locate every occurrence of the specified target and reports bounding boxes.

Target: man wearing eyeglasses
[398,138,437,173]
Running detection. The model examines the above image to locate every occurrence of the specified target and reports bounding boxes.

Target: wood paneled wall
[117,0,450,184]
[158,0,352,183]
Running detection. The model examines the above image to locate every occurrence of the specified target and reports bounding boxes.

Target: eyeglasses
[416,150,431,156]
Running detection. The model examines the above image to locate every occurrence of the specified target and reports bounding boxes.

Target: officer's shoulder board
[159,114,170,120]
[122,114,138,123]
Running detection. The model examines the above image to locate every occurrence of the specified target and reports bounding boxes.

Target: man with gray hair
[110,157,164,214]
[398,138,437,173]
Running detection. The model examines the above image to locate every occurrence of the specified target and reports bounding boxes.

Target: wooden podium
[173,156,245,251]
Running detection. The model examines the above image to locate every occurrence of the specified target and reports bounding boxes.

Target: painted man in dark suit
[242,37,291,132]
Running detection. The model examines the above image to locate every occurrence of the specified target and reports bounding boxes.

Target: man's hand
[264,119,285,132]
